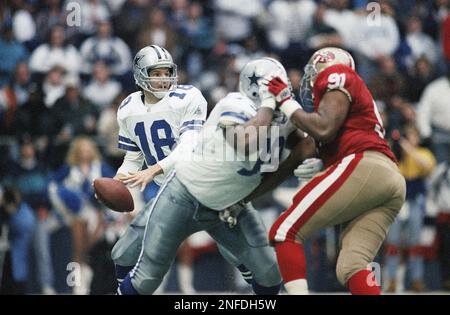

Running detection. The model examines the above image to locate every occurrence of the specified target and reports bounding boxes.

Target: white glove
[294,158,324,181]
[259,78,276,110]
[219,201,246,228]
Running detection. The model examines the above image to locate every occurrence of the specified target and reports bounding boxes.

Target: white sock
[178,263,196,294]
[284,279,309,295]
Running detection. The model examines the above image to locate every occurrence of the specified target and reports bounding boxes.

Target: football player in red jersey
[266,47,406,295]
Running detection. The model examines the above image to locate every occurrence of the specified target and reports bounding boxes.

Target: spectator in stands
[9,0,36,45]
[166,0,189,32]
[83,61,121,110]
[42,65,66,109]
[390,0,425,26]
[427,154,450,291]
[265,0,317,68]
[80,19,132,77]
[97,92,125,169]
[213,0,264,44]
[3,137,55,294]
[29,25,82,77]
[0,186,36,294]
[11,62,32,107]
[416,68,450,163]
[404,57,437,104]
[136,7,177,56]
[1,63,34,136]
[179,1,216,78]
[47,136,115,294]
[369,56,407,107]
[13,82,53,140]
[0,21,28,88]
[35,0,72,44]
[305,3,343,52]
[322,0,357,51]
[0,83,17,135]
[113,0,150,50]
[352,0,400,81]
[4,137,49,219]
[436,0,450,23]
[402,16,438,71]
[78,0,111,38]
[50,75,98,137]
[224,36,267,85]
[48,75,98,169]
[385,124,436,292]
[443,13,450,63]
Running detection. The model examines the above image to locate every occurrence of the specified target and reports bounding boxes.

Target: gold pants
[270,151,406,285]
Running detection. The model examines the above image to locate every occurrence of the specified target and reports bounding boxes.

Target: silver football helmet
[239,57,290,108]
[133,45,178,99]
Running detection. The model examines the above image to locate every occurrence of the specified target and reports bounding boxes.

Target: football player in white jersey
[110,45,257,292]
[110,45,208,285]
[117,57,317,295]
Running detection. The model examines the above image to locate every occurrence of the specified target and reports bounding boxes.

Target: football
[93,177,134,212]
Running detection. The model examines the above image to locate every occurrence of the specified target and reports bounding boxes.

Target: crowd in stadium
[0,0,450,294]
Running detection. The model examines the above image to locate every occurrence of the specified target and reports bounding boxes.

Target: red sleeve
[443,14,450,62]
[313,64,359,105]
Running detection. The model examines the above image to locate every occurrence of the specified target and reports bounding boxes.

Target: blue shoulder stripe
[181,119,205,127]
[118,135,137,145]
[220,111,250,122]
[118,143,141,152]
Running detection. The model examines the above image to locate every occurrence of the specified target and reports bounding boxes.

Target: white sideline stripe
[275,154,356,241]
[130,171,177,278]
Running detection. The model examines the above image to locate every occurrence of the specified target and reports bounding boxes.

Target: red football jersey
[312,64,396,167]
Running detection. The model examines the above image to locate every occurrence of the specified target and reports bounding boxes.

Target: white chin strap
[148,80,176,99]
[140,85,168,99]
[142,82,171,99]
[151,90,168,99]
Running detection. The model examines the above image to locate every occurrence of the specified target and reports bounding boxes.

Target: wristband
[260,97,276,110]
[279,99,301,119]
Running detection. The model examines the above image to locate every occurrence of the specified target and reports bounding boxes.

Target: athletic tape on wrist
[280,99,301,119]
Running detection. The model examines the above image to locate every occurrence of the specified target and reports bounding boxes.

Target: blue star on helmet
[134,54,144,67]
[247,72,261,87]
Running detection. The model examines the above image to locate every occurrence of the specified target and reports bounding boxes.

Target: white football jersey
[175,92,297,210]
[117,85,207,185]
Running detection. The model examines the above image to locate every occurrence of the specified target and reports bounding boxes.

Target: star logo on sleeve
[247,72,261,87]
[195,107,202,115]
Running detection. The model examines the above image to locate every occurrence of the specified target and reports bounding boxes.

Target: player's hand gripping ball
[93,177,134,212]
